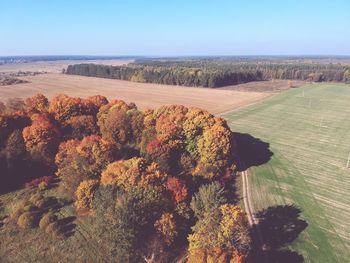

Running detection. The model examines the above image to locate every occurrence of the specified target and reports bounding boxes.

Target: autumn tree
[154,212,177,245]
[0,113,30,149]
[100,157,167,189]
[153,105,188,142]
[190,182,227,219]
[0,129,27,192]
[91,185,170,261]
[166,177,188,204]
[97,100,143,149]
[49,94,94,126]
[183,108,216,156]
[188,204,251,263]
[75,179,100,210]
[22,114,60,165]
[25,93,49,114]
[66,115,98,140]
[195,123,234,178]
[145,139,172,172]
[55,135,116,193]
[86,95,108,112]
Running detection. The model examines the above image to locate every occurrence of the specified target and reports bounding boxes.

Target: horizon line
[1,54,350,59]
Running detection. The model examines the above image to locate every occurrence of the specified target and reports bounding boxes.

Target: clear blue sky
[1,0,349,56]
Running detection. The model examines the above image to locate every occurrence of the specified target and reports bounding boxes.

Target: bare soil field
[0,73,271,114]
[0,59,132,73]
[218,79,306,93]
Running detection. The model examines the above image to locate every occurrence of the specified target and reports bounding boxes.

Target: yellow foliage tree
[154,212,177,245]
[188,204,250,262]
[100,157,167,188]
[75,179,99,210]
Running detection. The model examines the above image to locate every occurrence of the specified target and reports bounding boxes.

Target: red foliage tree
[166,177,188,204]
[146,139,172,172]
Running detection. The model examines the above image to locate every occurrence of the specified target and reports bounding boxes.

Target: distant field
[0,59,132,73]
[218,79,306,93]
[224,84,350,262]
[0,73,271,114]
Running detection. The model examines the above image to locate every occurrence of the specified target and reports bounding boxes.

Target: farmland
[224,83,350,262]
[0,73,271,114]
[0,59,132,73]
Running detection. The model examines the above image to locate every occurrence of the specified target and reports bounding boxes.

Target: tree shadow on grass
[57,216,76,238]
[233,132,273,171]
[252,205,308,263]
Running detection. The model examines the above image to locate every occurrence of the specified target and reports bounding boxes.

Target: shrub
[29,194,54,210]
[17,211,39,228]
[23,204,39,212]
[29,193,44,204]
[38,181,49,190]
[39,212,57,229]
[10,201,27,221]
[25,176,54,188]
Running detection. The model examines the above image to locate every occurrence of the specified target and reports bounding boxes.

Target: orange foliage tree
[22,114,60,163]
[55,135,116,193]
[166,177,188,204]
[49,94,91,123]
[86,95,108,112]
[25,93,49,114]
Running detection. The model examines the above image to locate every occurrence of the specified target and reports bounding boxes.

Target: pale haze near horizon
[0,0,349,56]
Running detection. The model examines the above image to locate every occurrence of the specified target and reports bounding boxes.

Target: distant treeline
[66,61,350,88]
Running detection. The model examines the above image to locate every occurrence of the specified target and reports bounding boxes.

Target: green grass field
[224,84,350,263]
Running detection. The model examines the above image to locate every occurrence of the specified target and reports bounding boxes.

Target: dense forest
[66,59,350,88]
[0,94,250,262]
